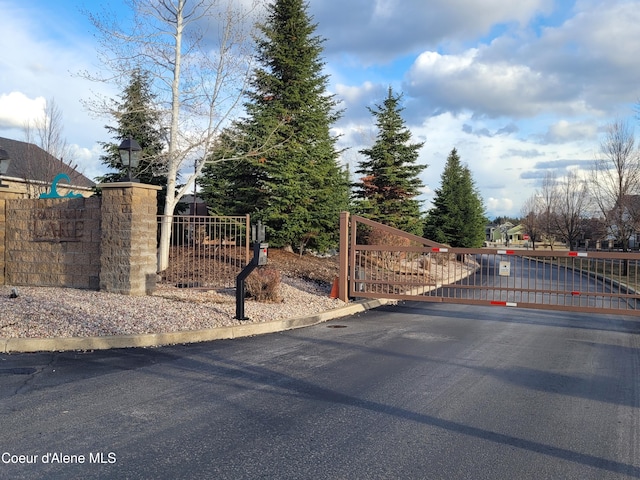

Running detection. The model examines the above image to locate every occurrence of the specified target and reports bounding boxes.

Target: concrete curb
[0,298,393,354]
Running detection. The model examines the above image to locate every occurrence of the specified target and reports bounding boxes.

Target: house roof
[508,224,524,235]
[0,136,94,188]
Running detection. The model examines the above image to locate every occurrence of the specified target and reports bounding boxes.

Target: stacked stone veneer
[99,183,160,295]
[4,196,102,289]
[1,183,160,295]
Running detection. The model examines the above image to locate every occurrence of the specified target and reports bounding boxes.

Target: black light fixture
[0,148,10,188]
[117,136,142,182]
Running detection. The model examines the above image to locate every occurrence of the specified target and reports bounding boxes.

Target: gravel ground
[0,277,345,339]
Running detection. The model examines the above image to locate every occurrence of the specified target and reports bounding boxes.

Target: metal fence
[420,250,640,315]
[158,215,250,289]
[340,213,640,316]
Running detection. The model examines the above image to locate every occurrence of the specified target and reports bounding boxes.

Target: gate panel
[340,213,640,316]
[159,215,250,289]
[424,250,640,315]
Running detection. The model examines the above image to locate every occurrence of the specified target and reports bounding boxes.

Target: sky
[1,0,640,219]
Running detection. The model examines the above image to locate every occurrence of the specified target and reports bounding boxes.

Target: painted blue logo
[39,173,84,199]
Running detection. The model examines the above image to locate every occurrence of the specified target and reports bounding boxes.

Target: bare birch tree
[590,119,640,251]
[84,0,265,271]
[538,171,558,249]
[21,98,83,197]
[522,170,590,250]
[520,193,544,250]
[553,170,589,249]
[34,98,77,168]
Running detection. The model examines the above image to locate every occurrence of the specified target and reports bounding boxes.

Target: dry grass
[246,267,283,302]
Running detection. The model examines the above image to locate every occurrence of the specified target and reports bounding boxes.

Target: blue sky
[1,0,640,219]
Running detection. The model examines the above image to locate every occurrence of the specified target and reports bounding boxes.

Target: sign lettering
[32,209,84,242]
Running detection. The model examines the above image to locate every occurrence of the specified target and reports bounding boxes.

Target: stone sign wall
[5,197,101,289]
[0,183,160,295]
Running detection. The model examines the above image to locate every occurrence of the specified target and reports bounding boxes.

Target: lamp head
[117,137,142,168]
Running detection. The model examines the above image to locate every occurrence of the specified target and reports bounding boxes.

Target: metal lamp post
[0,148,10,188]
[117,136,142,182]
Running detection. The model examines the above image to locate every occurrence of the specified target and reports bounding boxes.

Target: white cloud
[404,46,604,119]
[0,92,45,129]
[543,120,599,144]
[335,81,381,105]
[524,2,640,111]
[365,0,640,122]
[487,197,515,214]
[407,49,552,117]
[312,0,553,63]
[538,1,640,69]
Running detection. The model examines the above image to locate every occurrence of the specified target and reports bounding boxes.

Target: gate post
[99,182,161,295]
[339,211,350,302]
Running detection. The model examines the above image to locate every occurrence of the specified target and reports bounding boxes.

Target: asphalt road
[1,302,640,479]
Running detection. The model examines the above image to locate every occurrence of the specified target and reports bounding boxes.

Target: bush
[245,267,282,302]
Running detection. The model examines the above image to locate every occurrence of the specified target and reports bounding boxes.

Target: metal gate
[338,212,640,316]
[159,215,250,289]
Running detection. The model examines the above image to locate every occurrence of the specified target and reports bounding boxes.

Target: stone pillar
[99,182,161,295]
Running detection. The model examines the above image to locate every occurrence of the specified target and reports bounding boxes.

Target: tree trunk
[157,0,184,273]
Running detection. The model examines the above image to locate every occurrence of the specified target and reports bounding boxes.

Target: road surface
[1,302,639,479]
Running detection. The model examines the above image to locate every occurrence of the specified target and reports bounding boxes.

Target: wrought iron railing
[158,215,250,289]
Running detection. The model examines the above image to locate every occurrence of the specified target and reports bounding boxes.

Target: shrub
[245,267,282,302]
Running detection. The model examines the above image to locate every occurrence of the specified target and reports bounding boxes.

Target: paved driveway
[1,302,640,479]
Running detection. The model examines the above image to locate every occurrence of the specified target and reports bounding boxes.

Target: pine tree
[98,70,167,213]
[200,0,349,252]
[425,148,486,247]
[198,127,267,216]
[353,87,426,236]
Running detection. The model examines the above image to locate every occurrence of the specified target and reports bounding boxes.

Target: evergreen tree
[200,126,271,216]
[200,0,349,252]
[97,70,167,213]
[424,148,486,247]
[353,87,426,236]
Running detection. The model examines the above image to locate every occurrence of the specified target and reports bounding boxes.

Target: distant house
[488,221,514,245]
[0,136,94,197]
[485,224,497,242]
[507,224,525,245]
[486,222,529,246]
[608,195,640,250]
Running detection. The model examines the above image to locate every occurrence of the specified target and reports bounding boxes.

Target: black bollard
[235,242,268,320]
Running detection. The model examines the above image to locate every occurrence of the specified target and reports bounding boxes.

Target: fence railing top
[349,214,449,249]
